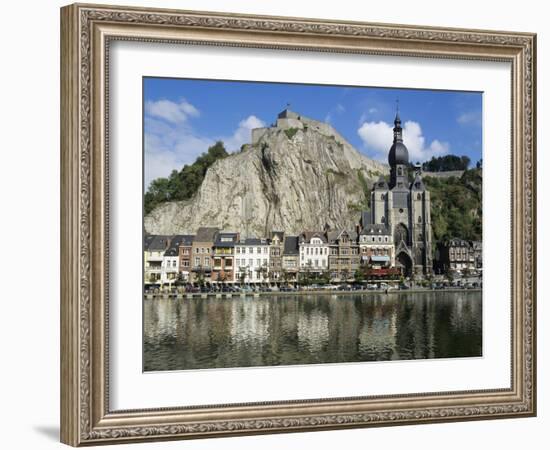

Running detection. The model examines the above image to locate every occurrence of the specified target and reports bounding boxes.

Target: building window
[398,167,403,176]
[194,257,200,266]
[417,193,422,200]
[418,216,422,223]
[172,260,177,267]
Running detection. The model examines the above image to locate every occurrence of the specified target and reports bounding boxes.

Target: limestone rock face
[144,119,388,236]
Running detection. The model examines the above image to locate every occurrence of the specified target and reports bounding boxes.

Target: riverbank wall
[144,288,482,300]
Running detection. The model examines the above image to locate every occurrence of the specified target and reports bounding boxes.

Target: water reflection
[144,291,482,371]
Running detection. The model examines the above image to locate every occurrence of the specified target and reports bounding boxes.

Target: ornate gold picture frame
[60,3,536,446]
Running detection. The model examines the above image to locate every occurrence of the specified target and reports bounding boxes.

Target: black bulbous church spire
[388,110,409,168]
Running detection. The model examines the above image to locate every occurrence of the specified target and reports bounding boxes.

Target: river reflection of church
[361,111,433,277]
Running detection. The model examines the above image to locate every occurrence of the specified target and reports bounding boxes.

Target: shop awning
[370,256,390,263]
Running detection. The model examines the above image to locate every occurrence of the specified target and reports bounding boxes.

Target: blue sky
[144,77,482,188]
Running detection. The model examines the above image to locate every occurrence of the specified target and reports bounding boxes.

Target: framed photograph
[60,3,536,446]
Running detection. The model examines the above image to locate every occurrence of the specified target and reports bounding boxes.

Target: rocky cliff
[144,114,388,236]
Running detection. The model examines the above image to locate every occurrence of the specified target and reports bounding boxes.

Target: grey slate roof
[283,236,299,255]
[327,229,359,244]
[239,237,270,246]
[360,224,391,235]
[374,176,389,191]
[214,232,239,247]
[144,234,155,250]
[146,235,171,251]
[179,235,195,247]
[194,227,219,242]
[360,211,372,228]
[411,173,426,191]
[164,235,188,256]
[299,231,328,244]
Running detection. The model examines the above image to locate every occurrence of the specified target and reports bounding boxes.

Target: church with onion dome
[362,109,433,276]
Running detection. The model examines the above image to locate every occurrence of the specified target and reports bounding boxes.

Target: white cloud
[144,118,213,188]
[357,120,449,163]
[325,104,346,123]
[368,107,378,114]
[145,98,200,124]
[144,114,265,188]
[457,110,481,126]
[221,115,265,151]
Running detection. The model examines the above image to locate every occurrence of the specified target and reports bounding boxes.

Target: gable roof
[327,229,359,244]
[299,231,327,244]
[270,231,284,242]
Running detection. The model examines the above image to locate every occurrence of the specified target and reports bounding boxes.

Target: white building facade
[234,238,271,283]
[299,232,329,273]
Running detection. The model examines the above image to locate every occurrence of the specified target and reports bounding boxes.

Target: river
[143,291,482,371]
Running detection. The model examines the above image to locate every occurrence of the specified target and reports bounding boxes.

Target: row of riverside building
[144,227,482,286]
[144,217,397,286]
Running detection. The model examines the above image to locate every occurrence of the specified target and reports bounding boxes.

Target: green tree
[354,268,365,283]
[144,141,229,214]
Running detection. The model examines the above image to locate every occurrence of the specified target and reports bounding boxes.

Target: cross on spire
[394,98,402,127]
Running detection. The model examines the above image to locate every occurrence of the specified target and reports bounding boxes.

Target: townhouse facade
[177,235,195,281]
[190,227,219,283]
[235,238,271,283]
[212,232,239,283]
[327,229,361,281]
[144,235,171,285]
[282,236,300,282]
[269,231,285,282]
[161,235,188,285]
[358,225,395,269]
[299,232,329,273]
[435,238,478,274]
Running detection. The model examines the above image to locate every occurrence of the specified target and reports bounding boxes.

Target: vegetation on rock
[425,168,482,243]
[144,141,228,214]
[422,154,472,172]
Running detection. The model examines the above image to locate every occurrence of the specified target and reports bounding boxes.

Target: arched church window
[381,216,385,223]
[417,193,421,200]
[418,216,422,223]
[398,167,403,176]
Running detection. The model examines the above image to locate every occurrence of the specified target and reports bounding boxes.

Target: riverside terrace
[144,280,483,299]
